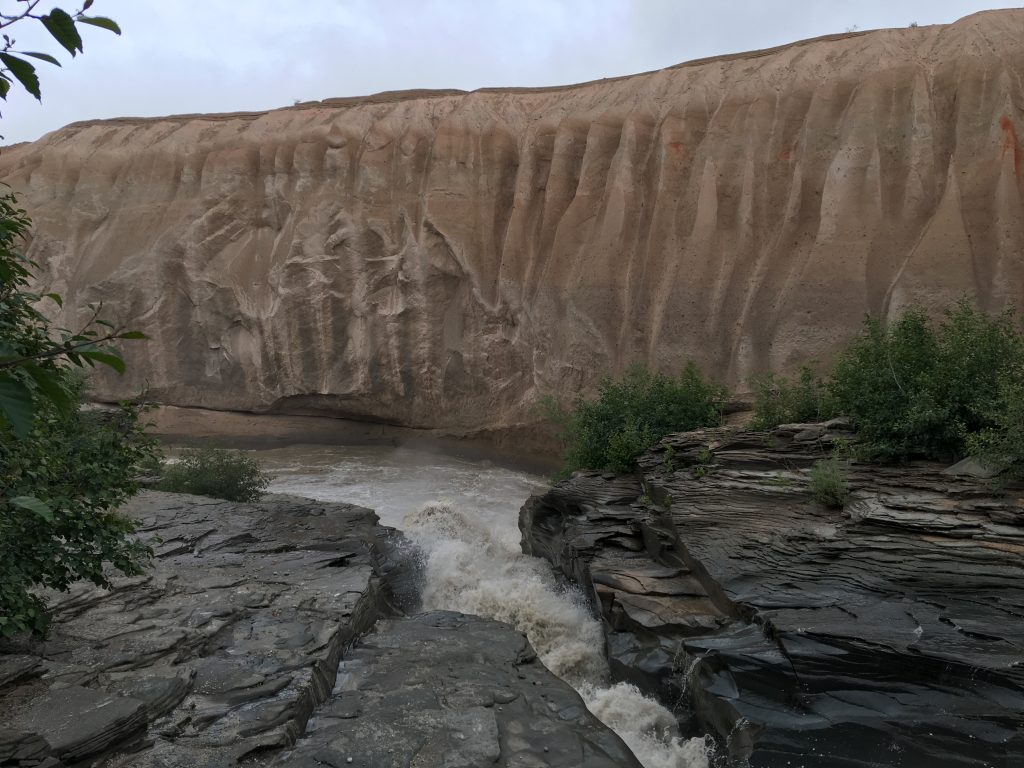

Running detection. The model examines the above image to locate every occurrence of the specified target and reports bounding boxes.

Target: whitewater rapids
[263,445,710,768]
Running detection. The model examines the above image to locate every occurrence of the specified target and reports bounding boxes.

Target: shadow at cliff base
[136,404,561,476]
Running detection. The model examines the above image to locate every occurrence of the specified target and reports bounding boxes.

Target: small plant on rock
[749,366,832,431]
[809,456,849,508]
[691,447,716,479]
[663,444,676,473]
[157,447,269,502]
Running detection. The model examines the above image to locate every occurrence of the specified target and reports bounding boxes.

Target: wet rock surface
[0,491,406,767]
[278,610,644,768]
[521,424,1024,767]
[1,490,654,768]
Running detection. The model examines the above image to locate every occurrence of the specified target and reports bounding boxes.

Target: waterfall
[265,445,710,768]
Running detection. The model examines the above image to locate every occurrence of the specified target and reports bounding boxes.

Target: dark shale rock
[276,611,645,768]
[520,424,1024,767]
[0,491,405,767]
[9,686,147,764]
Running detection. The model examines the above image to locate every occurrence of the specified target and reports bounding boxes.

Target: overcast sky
[1,0,1016,144]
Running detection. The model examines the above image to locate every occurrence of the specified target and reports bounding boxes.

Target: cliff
[2,10,1024,435]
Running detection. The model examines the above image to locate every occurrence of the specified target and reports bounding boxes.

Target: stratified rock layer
[520,425,1024,767]
[0,492,652,768]
[3,12,1024,434]
[0,491,406,767]
[277,611,645,768]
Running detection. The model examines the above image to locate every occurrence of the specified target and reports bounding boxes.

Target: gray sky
[1,1,1017,144]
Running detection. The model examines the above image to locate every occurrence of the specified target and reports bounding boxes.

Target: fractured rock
[0,491,403,767]
[276,611,644,768]
[521,425,1024,766]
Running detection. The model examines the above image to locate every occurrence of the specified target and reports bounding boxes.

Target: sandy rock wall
[2,11,1023,433]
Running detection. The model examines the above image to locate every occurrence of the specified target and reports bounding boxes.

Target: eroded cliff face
[2,11,1024,434]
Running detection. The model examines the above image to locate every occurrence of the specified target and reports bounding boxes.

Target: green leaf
[77,16,121,35]
[0,53,40,100]
[41,9,83,57]
[23,364,72,415]
[0,75,11,100]
[80,349,126,374]
[44,292,63,307]
[10,495,54,522]
[18,52,62,67]
[118,331,148,340]
[0,341,18,360]
[0,375,35,437]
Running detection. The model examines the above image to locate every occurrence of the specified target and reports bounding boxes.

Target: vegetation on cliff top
[753,300,1024,469]
[545,301,1024,481]
[543,363,725,475]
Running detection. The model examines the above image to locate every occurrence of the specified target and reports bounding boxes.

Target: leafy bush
[548,363,725,474]
[749,366,832,430]
[809,456,849,508]
[0,377,157,636]
[158,447,269,502]
[967,365,1024,477]
[830,301,1022,460]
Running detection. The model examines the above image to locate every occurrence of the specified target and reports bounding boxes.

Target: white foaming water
[261,444,709,768]
[403,501,609,686]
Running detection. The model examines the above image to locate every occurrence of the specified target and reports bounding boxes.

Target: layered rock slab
[276,610,644,768]
[4,12,1024,436]
[0,491,408,767]
[520,425,1024,767]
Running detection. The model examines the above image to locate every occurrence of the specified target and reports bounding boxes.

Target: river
[254,443,711,768]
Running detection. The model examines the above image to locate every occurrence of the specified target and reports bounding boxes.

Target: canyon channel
[261,443,711,767]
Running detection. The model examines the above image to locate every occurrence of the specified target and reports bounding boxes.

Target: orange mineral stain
[1000,115,1022,179]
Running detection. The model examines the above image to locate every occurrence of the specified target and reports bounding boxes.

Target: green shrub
[830,301,1022,460]
[809,456,849,508]
[749,366,832,430]
[0,377,158,636]
[157,447,269,502]
[548,363,725,475]
[967,365,1024,477]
